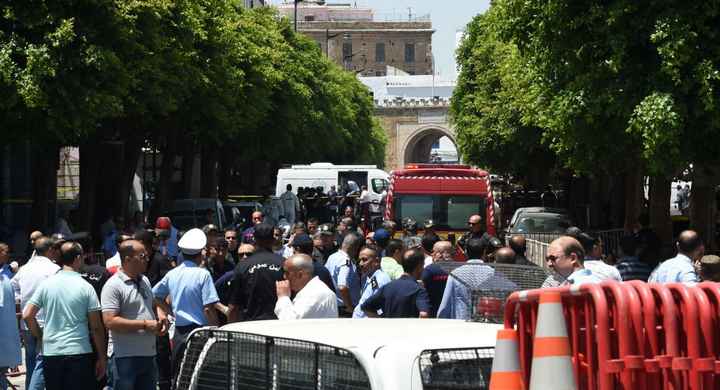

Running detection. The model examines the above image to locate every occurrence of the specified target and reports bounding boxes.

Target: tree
[451,11,554,185]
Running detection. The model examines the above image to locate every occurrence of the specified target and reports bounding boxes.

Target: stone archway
[401,125,458,166]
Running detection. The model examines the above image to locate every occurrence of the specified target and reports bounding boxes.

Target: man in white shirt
[275,254,337,320]
[11,237,60,390]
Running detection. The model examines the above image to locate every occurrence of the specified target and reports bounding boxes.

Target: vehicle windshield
[394,195,487,230]
[512,214,569,233]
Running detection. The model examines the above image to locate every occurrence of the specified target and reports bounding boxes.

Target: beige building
[277,1,434,76]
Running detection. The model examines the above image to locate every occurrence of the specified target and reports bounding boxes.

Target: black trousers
[44,353,95,390]
[156,334,172,390]
[171,324,200,390]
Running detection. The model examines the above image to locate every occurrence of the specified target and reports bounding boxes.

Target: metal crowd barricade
[501,281,720,390]
[524,239,550,268]
[594,228,626,257]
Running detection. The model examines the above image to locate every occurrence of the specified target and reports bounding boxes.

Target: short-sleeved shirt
[152,260,219,327]
[648,254,699,284]
[28,270,101,356]
[101,271,156,358]
[360,275,431,318]
[80,263,111,299]
[325,250,361,308]
[230,250,284,321]
[421,263,449,317]
[584,259,622,282]
[353,269,391,318]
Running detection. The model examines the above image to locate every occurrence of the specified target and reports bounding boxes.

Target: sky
[268,0,491,78]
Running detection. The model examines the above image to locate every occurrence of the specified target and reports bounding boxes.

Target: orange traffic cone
[489,328,525,390]
[529,291,576,390]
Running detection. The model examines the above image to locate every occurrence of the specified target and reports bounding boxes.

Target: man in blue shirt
[325,232,362,317]
[648,230,703,284]
[153,228,219,381]
[353,245,391,318]
[0,251,21,390]
[541,236,602,287]
[361,248,431,318]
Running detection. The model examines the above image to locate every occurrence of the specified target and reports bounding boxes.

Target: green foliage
[0,1,385,165]
[453,0,720,177]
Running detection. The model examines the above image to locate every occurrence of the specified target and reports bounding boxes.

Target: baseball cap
[373,228,391,246]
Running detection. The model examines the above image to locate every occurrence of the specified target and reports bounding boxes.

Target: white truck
[275,163,389,198]
[176,319,501,390]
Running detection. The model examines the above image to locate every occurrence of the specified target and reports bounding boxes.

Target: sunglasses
[239,252,253,258]
[545,255,565,263]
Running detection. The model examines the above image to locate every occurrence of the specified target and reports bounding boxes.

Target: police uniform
[324,249,361,315]
[152,228,219,380]
[352,268,391,318]
[458,231,493,254]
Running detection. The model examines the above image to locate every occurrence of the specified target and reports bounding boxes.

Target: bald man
[275,254,337,320]
[542,236,601,287]
[509,235,536,266]
[649,230,703,284]
[421,241,454,317]
[494,247,516,264]
[458,214,492,256]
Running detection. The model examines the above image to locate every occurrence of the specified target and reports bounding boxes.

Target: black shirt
[458,231,493,254]
[80,264,111,299]
[421,263,449,317]
[211,257,236,282]
[361,275,431,318]
[230,249,284,321]
[147,252,174,287]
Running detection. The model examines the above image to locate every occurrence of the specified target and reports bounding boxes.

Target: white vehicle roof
[221,318,500,351]
[285,162,379,169]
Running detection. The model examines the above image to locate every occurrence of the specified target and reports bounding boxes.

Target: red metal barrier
[502,281,720,390]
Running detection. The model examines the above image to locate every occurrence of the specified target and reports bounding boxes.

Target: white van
[176,319,501,390]
[275,163,389,197]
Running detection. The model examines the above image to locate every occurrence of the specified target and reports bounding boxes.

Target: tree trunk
[200,144,219,198]
[30,144,59,232]
[218,148,232,200]
[151,130,179,220]
[180,143,195,198]
[623,165,643,232]
[117,137,144,223]
[690,164,719,249]
[649,176,673,245]
[78,142,102,232]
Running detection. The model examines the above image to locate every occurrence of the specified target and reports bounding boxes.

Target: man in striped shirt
[615,235,652,281]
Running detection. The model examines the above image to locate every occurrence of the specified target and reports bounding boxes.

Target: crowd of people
[0,208,716,390]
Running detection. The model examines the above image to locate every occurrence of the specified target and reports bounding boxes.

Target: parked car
[506,207,572,234]
[176,319,501,390]
[168,198,226,232]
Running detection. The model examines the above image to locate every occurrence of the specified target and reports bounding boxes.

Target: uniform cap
[156,217,172,230]
[424,219,436,229]
[178,228,207,255]
[319,223,335,236]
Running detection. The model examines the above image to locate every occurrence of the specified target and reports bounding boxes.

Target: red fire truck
[384,164,497,239]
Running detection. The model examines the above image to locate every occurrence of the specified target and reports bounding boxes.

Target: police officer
[152,228,219,381]
[457,214,492,255]
[352,245,391,318]
[325,232,362,317]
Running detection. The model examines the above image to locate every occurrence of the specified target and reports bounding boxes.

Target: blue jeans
[22,330,39,389]
[110,355,157,390]
[27,354,45,390]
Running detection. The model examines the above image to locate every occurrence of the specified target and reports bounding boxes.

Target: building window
[304,15,315,21]
[375,43,385,63]
[405,43,415,63]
